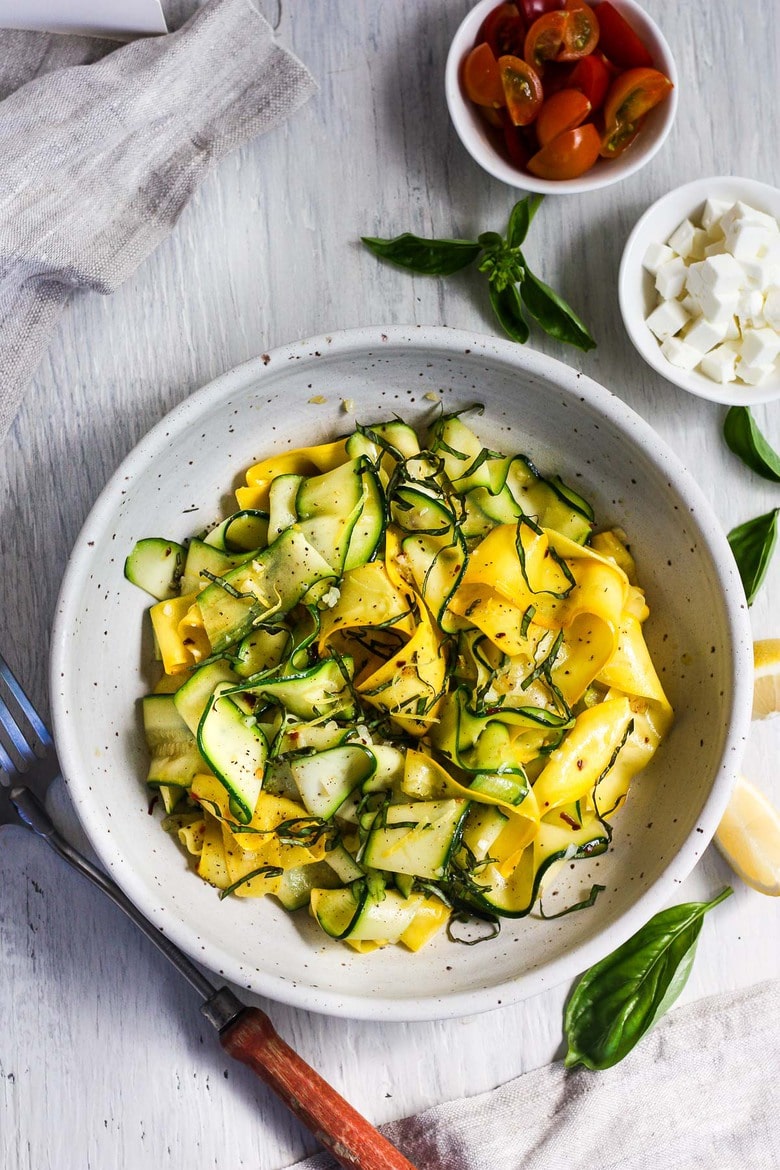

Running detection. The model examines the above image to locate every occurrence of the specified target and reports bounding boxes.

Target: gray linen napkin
[289,979,780,1170]
[0,0,316,443]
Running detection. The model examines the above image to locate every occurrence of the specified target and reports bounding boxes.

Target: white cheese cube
[694,287,740,325]
[719,200,780,237]
[763,286,780,331]
[660,336,700,370]
[723,315,741,341]
[724,221,774,261]
[689,228,708,260]
[646,299,690,340]
[703,240,727,257]
[736,289,765,329]
[701,198,732,234]
[683,315,730,355]
[679,292,702,318]
[737,359,776,385]
[699,343,739,383]
[666,219,697,258]
[643,241,676,274]
[685,253,745,298]
[655,256,688,300]
[740,327,780,366]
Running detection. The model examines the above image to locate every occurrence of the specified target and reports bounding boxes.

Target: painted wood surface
[1,1,778,1166]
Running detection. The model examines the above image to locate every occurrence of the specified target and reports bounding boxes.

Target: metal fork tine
[0,654,53,748]
[0,695,37,770]
[0,732,17,780]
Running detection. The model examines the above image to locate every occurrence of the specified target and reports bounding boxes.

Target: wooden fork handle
[220,1007,418,1170]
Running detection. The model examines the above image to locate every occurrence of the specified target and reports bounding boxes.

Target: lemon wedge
[752,638,780,720]
[715,775,780,896]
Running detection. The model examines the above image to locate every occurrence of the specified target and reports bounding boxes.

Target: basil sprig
[728,508,779,605]
[723,406,780,482]
[564,887,732,1071]
[361,196,595,352]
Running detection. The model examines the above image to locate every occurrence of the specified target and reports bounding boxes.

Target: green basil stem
[361,196,595,352]
[728,508,779,605]
[723,406,780,483]
[564,887,733,1071]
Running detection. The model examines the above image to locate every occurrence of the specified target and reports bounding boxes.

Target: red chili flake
[560,812,581,830]
[576,759,584,770]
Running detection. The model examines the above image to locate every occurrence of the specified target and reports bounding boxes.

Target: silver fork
[0,652,417,1170]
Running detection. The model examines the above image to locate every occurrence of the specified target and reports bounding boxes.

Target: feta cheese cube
[679,292,702,318]
[723,315,741,341]
[685,253,745,299]
[699,343,739,383]
[655,256,688,300]
[683,315,730,355]
[736,289,765,329]
[763,286,780,331]
[667,219,697,258]
[660,336,700,370]
[740,326,780,366]
[689,228,708,260]
[703,240,727,257]
[737,359,776,385]
[642,241,676,275]
[723,221,774,261]
[694,287,739,325]
[719,200,780,237]
[646,299,690,340]
[701,198,732,234]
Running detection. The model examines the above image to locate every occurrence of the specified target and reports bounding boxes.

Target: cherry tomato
[479,3,527,58]
[558,1,599,62]
[498,54,544,125]
[503,119,534,169]
[517,0,564,21]
[603,66,673,131]
[527,122,601,179]
[462,42,506,107]
[599,118,643,158]
[535,87,591,147]
[595,1,654,68]
[523,2,597,69]
[567,53,611,109]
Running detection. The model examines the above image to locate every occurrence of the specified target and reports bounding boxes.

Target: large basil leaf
[360,233,482,275]
[564,887,732,1070]
[489,281,529,345]
[519,265,596,352]
[728,508,779,605]
[506,194,544,249]
[723,406,780,482]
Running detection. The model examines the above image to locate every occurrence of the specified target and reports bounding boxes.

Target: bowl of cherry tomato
[445,0,678,193]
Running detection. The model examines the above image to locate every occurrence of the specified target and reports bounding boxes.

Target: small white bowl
[619,176,780,405]
[445,0,678,195]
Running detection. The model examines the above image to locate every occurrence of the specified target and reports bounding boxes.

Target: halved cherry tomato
[535,88,591,147]
[498,54,544,125]
[524,10,568,69]
[603,66,673,132]
[599,118,643,159]
[479,2,527,58]
[595,1,654,68]
[567,53,611,110]
[558,1,599,62]
[523,2,597,69]
[462,42,506,107]
[527,122,601,179]
[503,118,534,169]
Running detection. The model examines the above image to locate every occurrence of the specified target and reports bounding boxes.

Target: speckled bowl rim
[50,325,753,1021]
[618,175,780,404]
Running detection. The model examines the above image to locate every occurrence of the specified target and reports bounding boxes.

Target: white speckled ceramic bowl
[50,326,752,1021]
[619,175,780,404]
[445,0,678,195]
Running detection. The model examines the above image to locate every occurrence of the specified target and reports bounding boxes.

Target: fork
[0,653,418,1170]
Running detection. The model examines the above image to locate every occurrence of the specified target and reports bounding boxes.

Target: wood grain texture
[1,1,778,1167]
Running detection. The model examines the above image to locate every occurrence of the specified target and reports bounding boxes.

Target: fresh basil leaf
[564,888,732,1071]
[489,281,530,345]
[477,231,505,251]
[723,406,780,483]
[519,265,596,351]
[728,508,779,605]
[506,194,544,249]
[360,233,482,276]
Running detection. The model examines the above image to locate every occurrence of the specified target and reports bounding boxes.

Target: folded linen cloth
[288,979,780,1170]
[0,0,316,443]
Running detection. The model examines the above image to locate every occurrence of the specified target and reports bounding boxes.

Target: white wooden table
[1,2,778,1166]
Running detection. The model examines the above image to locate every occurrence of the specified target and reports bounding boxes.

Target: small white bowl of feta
[619,176,780,404]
